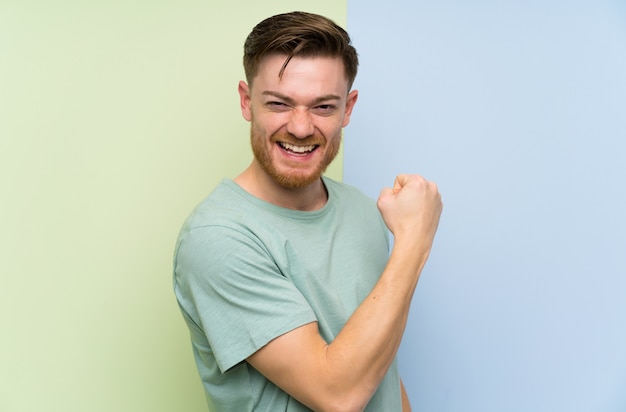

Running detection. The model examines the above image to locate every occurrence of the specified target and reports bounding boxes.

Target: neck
[234,162,328,211]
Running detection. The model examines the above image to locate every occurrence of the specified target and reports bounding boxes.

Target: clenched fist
[377,174,443,252]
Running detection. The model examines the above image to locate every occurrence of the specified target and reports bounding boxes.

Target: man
[174,11,442,411]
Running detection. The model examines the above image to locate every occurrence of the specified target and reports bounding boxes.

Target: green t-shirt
[174,177,401,411]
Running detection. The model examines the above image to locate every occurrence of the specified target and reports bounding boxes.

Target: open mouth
[277,141,318,155]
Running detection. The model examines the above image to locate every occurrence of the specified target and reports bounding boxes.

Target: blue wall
[345,1,626,411]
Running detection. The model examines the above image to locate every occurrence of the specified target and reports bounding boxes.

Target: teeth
[279,142,316,153]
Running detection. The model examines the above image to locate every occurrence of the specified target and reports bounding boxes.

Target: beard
[250,127,341,189]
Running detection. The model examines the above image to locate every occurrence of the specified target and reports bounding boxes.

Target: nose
[286,108,314,139]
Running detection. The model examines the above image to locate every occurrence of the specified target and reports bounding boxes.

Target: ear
[341,89,359,128]
[238,80,252,122]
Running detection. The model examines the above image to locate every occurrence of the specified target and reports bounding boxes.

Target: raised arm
[247,174,442,411]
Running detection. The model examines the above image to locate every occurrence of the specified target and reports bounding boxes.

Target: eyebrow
[262,91,342,106]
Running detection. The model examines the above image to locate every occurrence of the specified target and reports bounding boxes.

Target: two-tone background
[2,1,624,411]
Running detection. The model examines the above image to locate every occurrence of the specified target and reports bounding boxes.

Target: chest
[263,215,389,341]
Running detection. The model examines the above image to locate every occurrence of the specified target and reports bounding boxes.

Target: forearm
[321,240,429,407]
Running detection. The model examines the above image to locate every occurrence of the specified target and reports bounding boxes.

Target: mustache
[270,132,324,146]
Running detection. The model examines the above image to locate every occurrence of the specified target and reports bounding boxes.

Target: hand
[377,174,443,248]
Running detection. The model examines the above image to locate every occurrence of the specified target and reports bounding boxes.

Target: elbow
[312,366,382,411]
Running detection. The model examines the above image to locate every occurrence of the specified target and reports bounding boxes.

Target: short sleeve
[174,224,317,372]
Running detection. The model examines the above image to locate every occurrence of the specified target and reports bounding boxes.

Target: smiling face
[239,54,358,190]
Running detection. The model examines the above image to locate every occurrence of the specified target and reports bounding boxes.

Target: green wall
[0,1,346,411]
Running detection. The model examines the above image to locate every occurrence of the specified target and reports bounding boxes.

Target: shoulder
[174,180,273,268]
[323,176,376,206]
[323,177,389,244]
[179,179,279,243]
[183,180,247,228]
[323,177,381,223]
